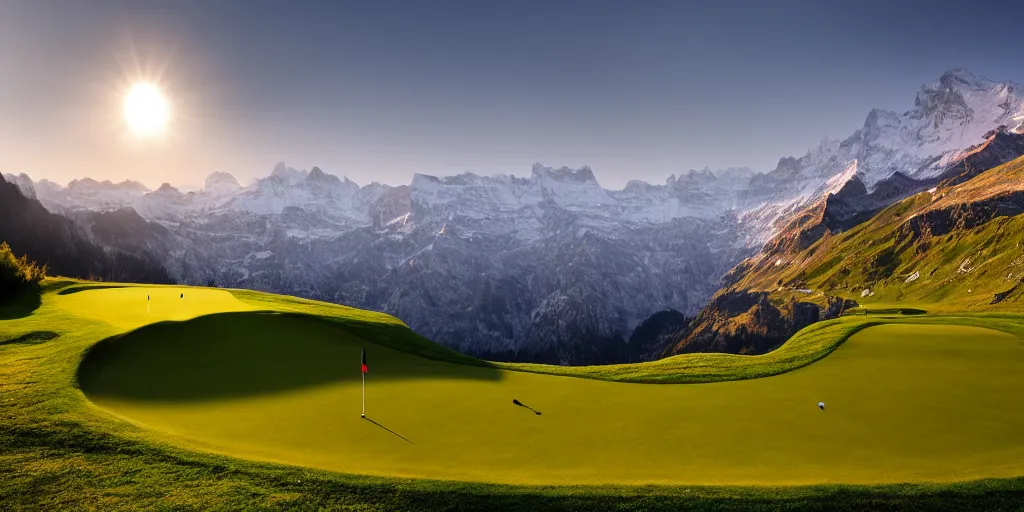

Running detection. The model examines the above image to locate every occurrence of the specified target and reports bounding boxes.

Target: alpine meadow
[5,2,1024,511]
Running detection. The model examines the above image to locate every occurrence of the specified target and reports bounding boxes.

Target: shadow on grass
[0,288,42,320]
[513,399,542,415]
[0,331,59,347]
[56,284,128,296]
[365,417,414,444]
[864,308,928,316]
[847,308,928,317]
[78,311,503,403]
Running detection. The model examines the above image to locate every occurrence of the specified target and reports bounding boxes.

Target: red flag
[361,348,368,374]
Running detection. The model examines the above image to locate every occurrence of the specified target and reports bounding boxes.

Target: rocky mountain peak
[67,177,101,190]
[864,108,901,131]
[305,166,344,186]
[116,180,150,193]
[665,168,715,189]
[204,171,241,190]
[717,166,756,179]
[271,162,307,184]
[307,166,326,179]
[689,167,717,180]
[531,163,599,184]
[829,173,869,202]
[909,69,1019,128]
[938,68,982,89]
[914,82,972,124]
[153,183,182,196]
[775,156,801,173]
[2,173,37,199]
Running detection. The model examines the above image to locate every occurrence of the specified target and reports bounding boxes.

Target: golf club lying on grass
[512,398,541,415]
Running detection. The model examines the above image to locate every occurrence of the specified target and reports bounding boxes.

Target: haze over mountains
[6,69,1024,364]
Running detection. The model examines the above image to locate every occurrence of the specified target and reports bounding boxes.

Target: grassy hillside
[665,154,1024,356]
[735,154,1024,310]
[3,280,1024,509]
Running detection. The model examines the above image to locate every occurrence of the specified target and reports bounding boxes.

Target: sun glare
[123,83,169,137]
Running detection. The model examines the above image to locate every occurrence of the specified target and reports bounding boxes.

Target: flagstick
[361,371,366,418]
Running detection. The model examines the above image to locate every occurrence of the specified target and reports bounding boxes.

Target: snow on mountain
[19,68,1024,364]
[23,69,1022,241]
[228,165,364,221]
[409,163,752,241]
[26,177,150,212]
[32,179,64,209]
[739,69,1024,242]
[204,171,242,195]
[410,164,622,216]
[131,183,198,221]
[530,164,616,207]
[3,173,37,199]
[36,161,752,364]
[270,162,308,184]
[612,167,755,223]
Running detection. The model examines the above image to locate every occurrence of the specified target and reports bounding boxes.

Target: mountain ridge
[0,174,174,286]
[10,68,1024,364]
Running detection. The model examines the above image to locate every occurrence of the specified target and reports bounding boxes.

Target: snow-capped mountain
[3,173,37,199]
[30,177,150,213]
[230,165,365,221]
[204,171,242,196]
[612,167,755,223]
[24,161,753,364]
[18,69,1024,364]
[737,68,1024,243]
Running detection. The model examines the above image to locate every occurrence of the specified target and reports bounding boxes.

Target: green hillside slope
[738,154,1024,310]
[3,280,1024,509]
[667,154,1024,356]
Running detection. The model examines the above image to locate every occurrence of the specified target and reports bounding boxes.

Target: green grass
[490,318,876,383]
[4,280,1024,510]
[734,165,1024,314]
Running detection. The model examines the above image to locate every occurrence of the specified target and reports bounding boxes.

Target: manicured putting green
[58,286,254,329]
[77,304,1024,486]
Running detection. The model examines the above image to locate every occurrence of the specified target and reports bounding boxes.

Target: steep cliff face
[321,213,748,365]
[761,128,1024,257]
[627,310,691,362]
[665,291,856,355]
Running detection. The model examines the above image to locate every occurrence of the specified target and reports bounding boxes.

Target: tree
[0,241,46,302]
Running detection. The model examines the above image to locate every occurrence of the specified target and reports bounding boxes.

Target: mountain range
[6,68,1024,364]
[0,175,173,289]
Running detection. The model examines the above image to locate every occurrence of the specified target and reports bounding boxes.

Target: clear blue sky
[2,0,1023,189]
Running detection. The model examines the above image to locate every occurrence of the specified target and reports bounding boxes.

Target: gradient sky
[3,0,1024,190]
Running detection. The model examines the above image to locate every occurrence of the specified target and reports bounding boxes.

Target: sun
[123,83,170,137]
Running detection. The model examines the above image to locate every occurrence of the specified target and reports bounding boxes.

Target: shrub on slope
[0,242,45,302]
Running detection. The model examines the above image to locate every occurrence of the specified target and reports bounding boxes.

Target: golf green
[75,292,1024,486]
[59,286,255,329]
